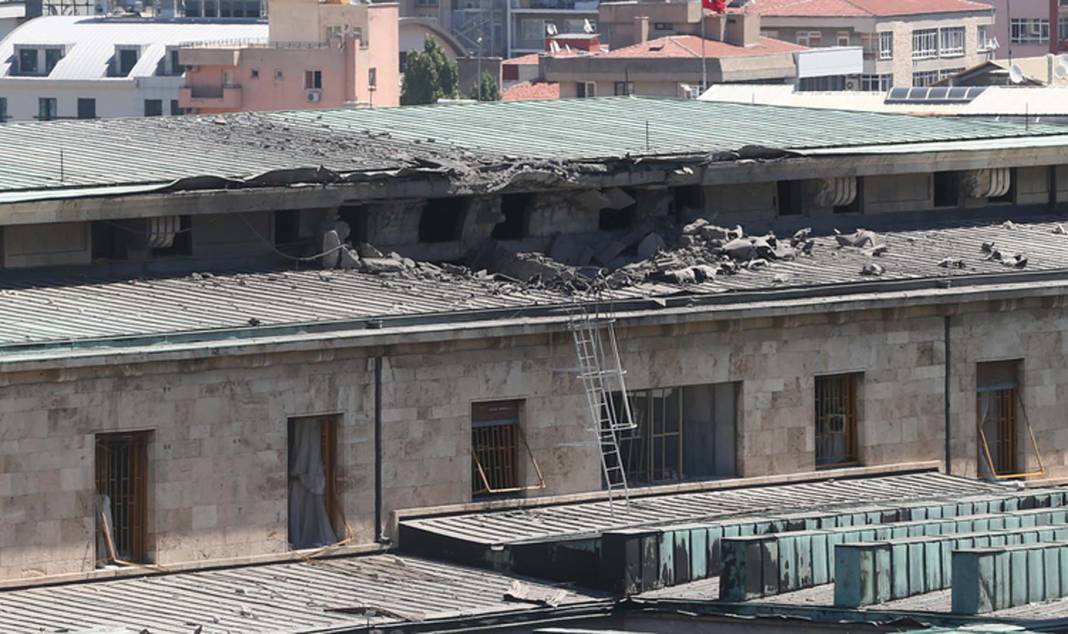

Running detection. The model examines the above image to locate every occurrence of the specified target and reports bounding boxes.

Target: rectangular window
[939,27,965,57]
[796,31,822,46]
[836,31,850,47]
[368,67,377,88]
[1011,18,1049,44]
[472,400,522,496]
[933,171,960,207]
[1059,17,1068,45]
[170,99,183,116]
[912,28,938,59]
[143,99,162,117]
[977,360,1021,477]
[815,373,860,467]
[878,31,893,59]
[304,70,322,90]
[18,48,38,74]
[77,98,96,119]
[37,97,57,121]
[978,25,992,51]
[0,97,7,123]
[44,47,63,74]
[654,22,673,31]
[287,415,341,549]
[576,81,595,98]
[168,49,181,75]
[860,74,892,91]
[149,215,192,257]
[118,48,139,76]
[614,81,633,96]
[777,180,803,215]
[614,383,738,485]
[95,432,150,564]
[912,70,939,87]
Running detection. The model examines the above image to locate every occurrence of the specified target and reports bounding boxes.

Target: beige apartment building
[754,0,996,90]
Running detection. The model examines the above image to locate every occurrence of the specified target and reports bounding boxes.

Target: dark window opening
[419,198,466,243]
[37,97,57,121]
[169,49,181,75]
[472,400,522,497]
[673,185,705,221]
[44,48,63,74]
[273,209,303,247]
[150,215,192,257]
[834,178,863,214]
[77,97,96,119]
[777,180,803,216]
[492,194,531,240]
[815,373,861,467]
[91,220,135,261]
[990,168,1017,204]
[599,192,636,231]
[170,100,183,116]
[18,48,38,74]
[977,360,1021,477]
[287,415,341,549]
[613,383,738,485]
[118,49,139,76]
[337,204,369,244]
[144,99,162,117]
[933,171,960,208]
[95,431,150,565]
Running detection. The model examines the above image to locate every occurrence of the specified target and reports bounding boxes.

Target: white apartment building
[0,16,266,122]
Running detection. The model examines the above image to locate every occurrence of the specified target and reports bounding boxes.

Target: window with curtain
[287,415,340,549]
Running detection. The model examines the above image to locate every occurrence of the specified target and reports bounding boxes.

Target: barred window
[912,28,938,59]
[472,400,521,496]
[96,432,150,564]
[1011,18,1049,44]
[815,374,860,467]
[939,27,965,57]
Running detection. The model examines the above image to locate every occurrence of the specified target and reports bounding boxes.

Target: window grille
[815,374,859,467]
[96,432,150,564]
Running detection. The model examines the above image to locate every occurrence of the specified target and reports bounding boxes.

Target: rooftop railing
[178,38,334,49]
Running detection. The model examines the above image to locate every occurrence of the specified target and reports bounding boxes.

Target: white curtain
[288,421,337,549]
[978,391,996,480]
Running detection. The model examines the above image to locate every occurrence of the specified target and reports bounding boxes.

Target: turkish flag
[702,0,727,12]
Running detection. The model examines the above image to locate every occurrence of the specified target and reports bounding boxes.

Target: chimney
[724,11,760,47]
[635,15,650,44]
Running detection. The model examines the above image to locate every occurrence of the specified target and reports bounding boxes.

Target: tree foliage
[401,37,459,105]
[468,71,500,102]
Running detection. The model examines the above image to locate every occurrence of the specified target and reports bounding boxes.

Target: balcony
[179,85,242,110]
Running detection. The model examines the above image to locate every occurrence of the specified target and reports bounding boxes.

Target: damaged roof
[1,97,1066,203]
[3,213,1068,352]
[0,553,608,633]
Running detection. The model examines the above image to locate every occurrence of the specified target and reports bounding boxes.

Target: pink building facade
[179,0,399,113]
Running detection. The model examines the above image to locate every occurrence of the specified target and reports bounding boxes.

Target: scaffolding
[568,298,636,509]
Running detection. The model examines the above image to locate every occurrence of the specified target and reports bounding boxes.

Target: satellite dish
[545,23,558,36]
[1009,63,1024,84]
[1056,61,1068,80]
[583,18,595,34]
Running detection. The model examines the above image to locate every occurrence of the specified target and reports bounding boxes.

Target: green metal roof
[0,96,1063,201]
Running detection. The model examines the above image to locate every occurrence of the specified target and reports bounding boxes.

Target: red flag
[702,0,727,12]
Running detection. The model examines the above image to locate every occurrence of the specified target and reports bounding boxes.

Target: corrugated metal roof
[0,16,266,81]
[1,97,1066,199]
[400,472,1008,546]
[0,554,606,633]
[1,214,1067,349]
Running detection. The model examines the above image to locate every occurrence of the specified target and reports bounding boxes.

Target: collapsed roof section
[1,97,1066,205]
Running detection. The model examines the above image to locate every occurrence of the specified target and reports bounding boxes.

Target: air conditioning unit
[845,79,857,90]
[307,90,321,102]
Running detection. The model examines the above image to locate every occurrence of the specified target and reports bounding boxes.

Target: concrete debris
[1054,223,1067,235]
[835,228,877,249]
[636,232,666,260]
[864,244,889,257]
[503,581,569,608]
[938,258,966,269]
[1006,253,1029,268]
[602,187,636,210]
[1002,220,1017,230]
[861,263,884,276]
[356,242,384,258]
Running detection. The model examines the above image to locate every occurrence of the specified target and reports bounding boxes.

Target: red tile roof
[598,35,805,59]
[752,0,992,18]
[502,53,540,66]
[501,81,560,102]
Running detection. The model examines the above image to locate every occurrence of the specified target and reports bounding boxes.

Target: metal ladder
[569,302,637,510]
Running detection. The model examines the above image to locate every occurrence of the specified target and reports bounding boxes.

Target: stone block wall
[4,297,1068,583]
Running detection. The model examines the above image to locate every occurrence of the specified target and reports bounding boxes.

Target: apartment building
[754,0,997,90]
[178,0,400,113]
[0,17,266,121]
[1,98,1068,590]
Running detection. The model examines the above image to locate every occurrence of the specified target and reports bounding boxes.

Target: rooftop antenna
[1009,63,1025,85]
